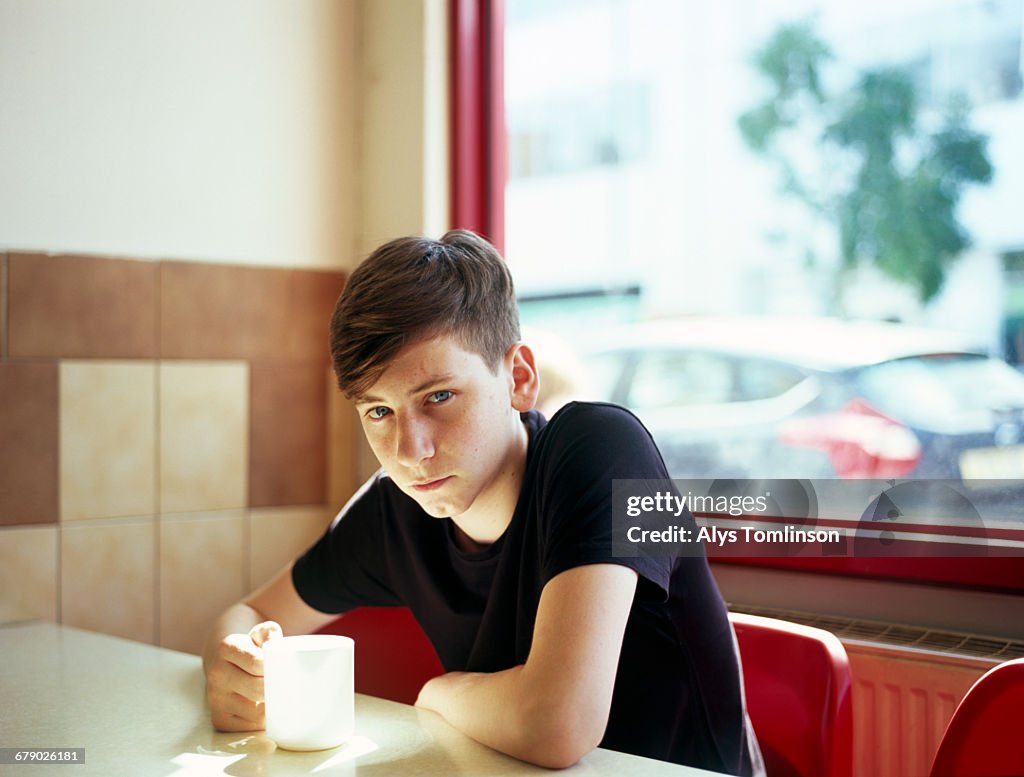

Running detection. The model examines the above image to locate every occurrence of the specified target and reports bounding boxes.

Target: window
[465,0,1024,591]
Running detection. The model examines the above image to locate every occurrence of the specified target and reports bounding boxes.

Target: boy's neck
[451,523,492,553]
[448,414,530,550]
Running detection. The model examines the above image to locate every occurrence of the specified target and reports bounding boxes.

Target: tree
[738,21,993,305]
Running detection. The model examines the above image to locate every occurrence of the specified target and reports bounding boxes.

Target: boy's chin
[408,494,458,519]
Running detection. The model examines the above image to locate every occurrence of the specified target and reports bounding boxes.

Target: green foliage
[738,22,992,303]
[738,21,832,152]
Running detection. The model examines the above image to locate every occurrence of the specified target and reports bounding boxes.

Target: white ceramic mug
[263,634,355,751]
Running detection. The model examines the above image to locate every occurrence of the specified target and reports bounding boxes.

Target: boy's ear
[506,342,540,412]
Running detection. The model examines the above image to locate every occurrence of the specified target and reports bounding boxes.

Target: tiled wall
[0,251,359,655]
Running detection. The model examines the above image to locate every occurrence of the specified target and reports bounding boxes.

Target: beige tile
[249,506,335,590]
[159,512,245,655]
[160,362,249,514]
[61,520,156,643]
[60,362,157,521]
[0,525,58,624]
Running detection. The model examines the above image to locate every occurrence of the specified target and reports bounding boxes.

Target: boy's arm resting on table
[202,562,338,732]
[415,563,639,770]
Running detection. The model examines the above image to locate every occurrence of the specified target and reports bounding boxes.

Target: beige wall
[0,0,356,269]
[0,0,449,269]
[359,0,450,255]
[0,0,449,652]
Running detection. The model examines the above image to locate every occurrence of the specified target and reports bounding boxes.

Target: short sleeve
[533,403,684,600]
[291,472,404,614]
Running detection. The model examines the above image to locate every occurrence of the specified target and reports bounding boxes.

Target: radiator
[731,606,1019,777]
[845,644,991,777]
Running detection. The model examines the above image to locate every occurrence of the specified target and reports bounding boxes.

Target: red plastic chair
[730,612,854,777]
[929,657,1024,777]
[316,607,444,704]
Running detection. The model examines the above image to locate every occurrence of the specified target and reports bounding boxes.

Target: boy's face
[354,333,535,528]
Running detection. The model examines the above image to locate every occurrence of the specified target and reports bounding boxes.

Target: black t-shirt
[293,401,761,775]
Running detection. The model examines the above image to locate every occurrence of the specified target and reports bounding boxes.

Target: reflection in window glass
[628,352,734,409]
[859,355,1024,432]
[735,361,806,402]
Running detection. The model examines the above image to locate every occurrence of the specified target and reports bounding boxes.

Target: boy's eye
[367,406,391,420]
[428,390,453,404]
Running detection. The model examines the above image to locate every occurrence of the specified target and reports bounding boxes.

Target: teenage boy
[203,230,763,775]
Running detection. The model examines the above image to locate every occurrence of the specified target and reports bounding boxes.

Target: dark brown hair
[330,230,521,399]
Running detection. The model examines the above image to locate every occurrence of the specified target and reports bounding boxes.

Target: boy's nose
[396,415,435,466]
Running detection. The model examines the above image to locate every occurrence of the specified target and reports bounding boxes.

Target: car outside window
[628,351,734,410]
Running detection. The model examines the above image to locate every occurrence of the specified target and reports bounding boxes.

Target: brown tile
[284,269,346,362]
[161,262,345,361]
[250,361,328,508]
[1,252,8,360]
[160,261,292,360]
[0,363,58,525]
[8,252,158,359]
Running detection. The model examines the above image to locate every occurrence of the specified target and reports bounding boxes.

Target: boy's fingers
[217,691,265,723]
[249,621,284,648]
[210,660,264,701]
[211,702,265,733]
[220,633,265,676]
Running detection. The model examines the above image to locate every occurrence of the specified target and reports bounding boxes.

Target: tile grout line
[243,499,252,597]
[153,260,162,647]
[56,356,63,626]
[243,355,252,596]
[56,512,63,626]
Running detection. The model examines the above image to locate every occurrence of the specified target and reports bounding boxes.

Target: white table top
[0,622,724,776]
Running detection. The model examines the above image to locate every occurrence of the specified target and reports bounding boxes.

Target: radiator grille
[730,604,1024,660]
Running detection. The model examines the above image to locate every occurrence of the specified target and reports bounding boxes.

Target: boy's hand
[206,621,283,732]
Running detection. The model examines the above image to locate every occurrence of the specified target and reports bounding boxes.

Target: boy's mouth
[412,476,452,492]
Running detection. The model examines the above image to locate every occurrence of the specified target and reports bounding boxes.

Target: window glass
[505,0,1024,552]
[585,350,631,403]
[735,361,806,402]
[628,351,735,409]
[859,354,1024,432]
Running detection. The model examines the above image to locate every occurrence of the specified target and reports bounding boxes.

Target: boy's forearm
[416,667,600,769]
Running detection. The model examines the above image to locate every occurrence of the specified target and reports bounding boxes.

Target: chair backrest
[929,657,1024,777]
[729,612,854,777]
[317,607,444,704]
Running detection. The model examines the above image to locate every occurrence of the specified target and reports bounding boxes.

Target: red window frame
[450,0,506,253]
[449,0,1024,595]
